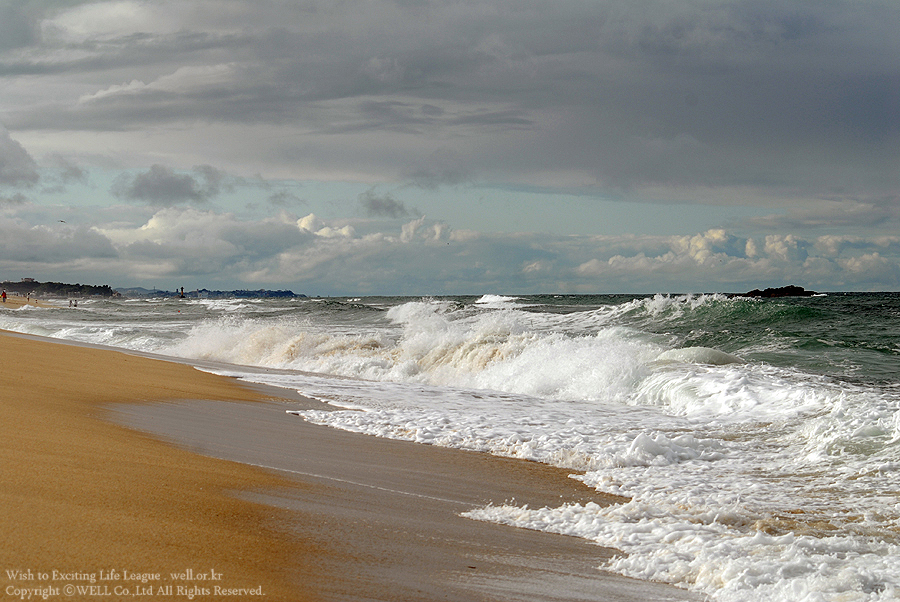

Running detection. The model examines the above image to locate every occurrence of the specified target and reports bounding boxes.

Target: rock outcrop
[740,285,817,298]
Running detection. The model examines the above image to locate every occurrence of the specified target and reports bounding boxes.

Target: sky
[0,0,898,296]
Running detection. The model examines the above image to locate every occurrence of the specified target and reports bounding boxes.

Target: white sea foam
[270,354,900,601]
[474,294,522,306]
[200,298,900,601]
[463,501,900,602]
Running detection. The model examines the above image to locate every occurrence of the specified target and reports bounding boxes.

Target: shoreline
[1,330,701,601]
[0,294,52,309]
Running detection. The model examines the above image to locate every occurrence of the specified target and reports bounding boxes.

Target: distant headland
[1,279,116,298]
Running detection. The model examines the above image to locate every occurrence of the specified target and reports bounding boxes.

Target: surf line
[242,460,472,507]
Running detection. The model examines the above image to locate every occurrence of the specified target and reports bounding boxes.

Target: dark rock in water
[740,285,817,298]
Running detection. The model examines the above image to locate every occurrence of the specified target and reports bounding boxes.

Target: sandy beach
[0,330,313,600]
[1,330,700,601]
[0,294,48,309]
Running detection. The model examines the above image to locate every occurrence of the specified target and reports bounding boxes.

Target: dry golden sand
[0,331,317,600]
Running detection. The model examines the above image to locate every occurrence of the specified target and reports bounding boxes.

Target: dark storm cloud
[358,189,417,218]
[111,164,225,206]
[266,190,306,208]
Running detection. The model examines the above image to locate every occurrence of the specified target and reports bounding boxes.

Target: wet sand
[1,330,701,601]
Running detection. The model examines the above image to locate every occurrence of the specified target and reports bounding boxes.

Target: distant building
[21,278,35,283]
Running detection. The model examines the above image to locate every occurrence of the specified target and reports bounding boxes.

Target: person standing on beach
[1,290,6,303]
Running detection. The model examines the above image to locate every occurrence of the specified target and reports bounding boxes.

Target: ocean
[3,292,899,601]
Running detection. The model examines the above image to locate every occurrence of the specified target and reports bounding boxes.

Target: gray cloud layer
[0,1,897,292]
[3,0,896,200]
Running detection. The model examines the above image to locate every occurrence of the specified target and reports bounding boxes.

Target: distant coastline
[116,287,303,299]
[2,279,819,300]
[0,279,303,300]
